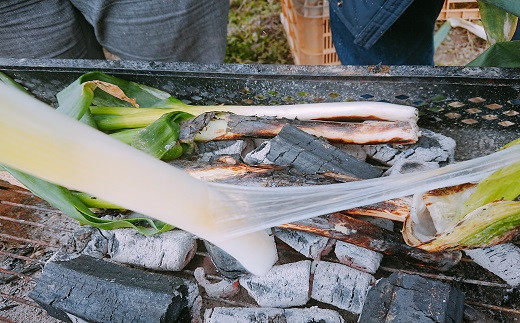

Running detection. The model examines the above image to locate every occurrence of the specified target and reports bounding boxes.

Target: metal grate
[0,59,519,321]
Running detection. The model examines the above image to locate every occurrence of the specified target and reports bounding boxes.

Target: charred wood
[29,255,199,323]
[280,213,461,270]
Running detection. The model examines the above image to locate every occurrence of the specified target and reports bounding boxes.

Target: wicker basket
[281,0,481,65]
[280,0,340,65]
[438,0,481,20]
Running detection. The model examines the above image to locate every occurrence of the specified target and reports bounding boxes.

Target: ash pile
[25,125,520,322]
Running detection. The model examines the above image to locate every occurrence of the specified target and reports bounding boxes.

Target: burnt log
[244,125,382,179]
[29,255,198,323]
[358,272,464,323]
[280,213,461,270]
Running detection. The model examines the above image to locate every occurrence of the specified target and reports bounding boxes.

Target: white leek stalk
[0,83,277,276]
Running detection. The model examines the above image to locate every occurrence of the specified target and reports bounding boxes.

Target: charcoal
[66,227,196,272]
[464,305,499,323]
[275,228,334,259]
[384,159,440,176]
[464,243,520,287]
[197,139,254,162]
[204,241,249,279]
[282,214,461,271]
[334,143,368,161]
[204,306,344,323]
[358,272,464,323]
[335,241,383,274]
[239,260,311,307]
[244,125,382,179]
[108,229,196,271]
[353,215,394,231]
[29,255,199,323]
[311,260,374,313]
[365,129,456,166]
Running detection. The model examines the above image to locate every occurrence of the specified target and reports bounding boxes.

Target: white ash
[197,139,254,162]
[239,260,311,307]
[108,229,196,272]
[384,159,440,176]
[62,227,197,272]
[194,267,239,299]
[335,241,383,274]
[243,141,274,165]
[365,129,456,166]
[465,244,520,287]
[275,228,335,259]
[311,260,374,314]
[204,306,344,323]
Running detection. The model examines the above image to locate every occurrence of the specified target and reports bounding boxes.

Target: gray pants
[0,0,229,63]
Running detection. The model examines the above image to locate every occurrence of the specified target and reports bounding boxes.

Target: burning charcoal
[365,129,456,166]
[204,306,344,323]
[205,307,284,323]
[335,241,383,274]
[358,272,464,323]
[282,213,461,271]
[30,255,199,323]
[194,267,239,298]
[284,307,345,323]
[204,241,249,279]
[108,229,196,271]
[464,243,520,287]
[244,125,382,179]
[384,159,440,176]
[239,260,311,307]
[311,261,374,313]
[275,228,334,259]
[65,227,197,271]
[197,139,254,162]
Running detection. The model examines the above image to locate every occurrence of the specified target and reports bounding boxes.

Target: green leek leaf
[131,111,194,161]
[467,41,520,67]
[462,162,520,215]
[0,71,175,235]
[419,200,520,251]
[478,1,518,44]
[478,0,520,17]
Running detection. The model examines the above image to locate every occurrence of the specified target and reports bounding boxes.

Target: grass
[225,0,293,64]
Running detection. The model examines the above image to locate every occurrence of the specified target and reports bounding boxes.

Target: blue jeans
[0,0,229,63]
[330,0,444,65]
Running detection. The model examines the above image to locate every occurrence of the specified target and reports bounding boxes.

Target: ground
[225,0,488,66]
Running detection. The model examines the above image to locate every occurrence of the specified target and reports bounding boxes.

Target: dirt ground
[434,23,489,66]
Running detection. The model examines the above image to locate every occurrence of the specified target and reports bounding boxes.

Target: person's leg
[70,0,230,63]
[331,0,444,65]
[0,0,104,59]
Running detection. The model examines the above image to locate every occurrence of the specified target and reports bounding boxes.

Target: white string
[208,145,520,240]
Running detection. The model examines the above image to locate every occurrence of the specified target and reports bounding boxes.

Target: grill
[0,58,519,322]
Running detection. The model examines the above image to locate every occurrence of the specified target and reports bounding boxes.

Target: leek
[403,140,520,251]
[0,72,174,235]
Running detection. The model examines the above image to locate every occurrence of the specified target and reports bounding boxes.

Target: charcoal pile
[21,124,519,322]
[0,70,519,322]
